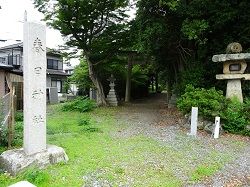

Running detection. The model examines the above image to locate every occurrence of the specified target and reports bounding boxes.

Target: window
[0,57,6,64]
[47,59,54,69]
[51,79,62,93]
[47,59,63,70]
[7,54,21,66]
[58,61,63,70]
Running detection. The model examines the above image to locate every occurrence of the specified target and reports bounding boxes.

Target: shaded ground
[110,93,250,187]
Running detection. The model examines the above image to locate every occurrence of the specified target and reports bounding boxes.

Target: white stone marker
[8,181,36,187]
[23,21,47,155]
[214,116,220,139]
[189,107,198,136]
[0,17,68,176]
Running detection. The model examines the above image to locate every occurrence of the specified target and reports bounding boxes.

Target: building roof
[64,65,74,71]
[0,42,23,50]
[0,42,62,58]
[0,63,13,70]
[47,69,69,76]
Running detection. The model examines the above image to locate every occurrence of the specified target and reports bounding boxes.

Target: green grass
[190,164,220,181]
[0,104,247,187]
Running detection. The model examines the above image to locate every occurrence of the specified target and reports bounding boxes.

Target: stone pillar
[226,79,243,102]
[23,22,47,155]
[189,107,198,136]
[214,116,220,139]
[0,19,68,176]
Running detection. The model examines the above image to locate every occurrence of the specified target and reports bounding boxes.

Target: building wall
[46,76,51,87]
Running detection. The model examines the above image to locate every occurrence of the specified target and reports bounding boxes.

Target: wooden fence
[1,92,11,127]
[0,88,15,148]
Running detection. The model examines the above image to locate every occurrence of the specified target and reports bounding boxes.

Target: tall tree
[134,0,250,93]
[34,0,129,105]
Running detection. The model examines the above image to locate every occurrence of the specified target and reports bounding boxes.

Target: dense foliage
[177,85,227,119]
[177,85,250,136]
[133,0,250,93]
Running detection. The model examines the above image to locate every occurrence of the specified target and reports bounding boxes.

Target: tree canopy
[34,0,250,101]
[133,0,250,93]
[34,0,130,105]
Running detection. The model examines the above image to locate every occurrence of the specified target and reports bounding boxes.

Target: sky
[0,0,136,65]
[0,0,63,48]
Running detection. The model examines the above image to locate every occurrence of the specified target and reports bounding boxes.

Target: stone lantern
[106,74,118,106]
[212,43,250,102]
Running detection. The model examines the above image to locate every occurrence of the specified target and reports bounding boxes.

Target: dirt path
[114,93,250,187]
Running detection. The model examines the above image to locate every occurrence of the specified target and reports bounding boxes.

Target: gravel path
[113,93,250,187]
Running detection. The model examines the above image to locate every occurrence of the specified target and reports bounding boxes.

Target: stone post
[23,22,47,155]
[189,107,198,136]
[214,116,220,139]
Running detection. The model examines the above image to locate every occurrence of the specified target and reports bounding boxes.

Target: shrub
[61,96,96,112]
[177,85,227,120]
[177,85,250,136]
[221,98,247,133]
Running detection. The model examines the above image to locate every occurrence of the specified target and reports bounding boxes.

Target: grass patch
[0,104,247,186]
[190,164,220,181]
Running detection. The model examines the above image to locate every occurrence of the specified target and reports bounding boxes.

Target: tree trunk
[86,58,107,106]
[155,72,159,92]
[151,75,154,92]
[125,55,133,102]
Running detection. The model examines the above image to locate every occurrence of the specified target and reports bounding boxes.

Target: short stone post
[188,107,198,136]
[214,116,220,139]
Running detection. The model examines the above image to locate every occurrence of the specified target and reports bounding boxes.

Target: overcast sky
[0,0,64,48]
[0,0,136,65]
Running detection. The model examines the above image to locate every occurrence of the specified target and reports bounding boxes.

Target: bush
[177,85,227,120]
[177,85,250,136]
[221,98,247,133]
[61,96,96,112]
